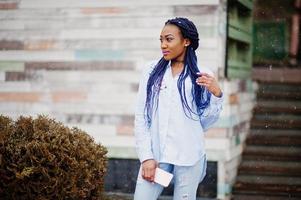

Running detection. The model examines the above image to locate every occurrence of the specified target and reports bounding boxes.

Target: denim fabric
[134,155,207,200]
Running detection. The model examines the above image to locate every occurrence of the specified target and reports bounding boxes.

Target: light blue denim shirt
[134,61,223,166]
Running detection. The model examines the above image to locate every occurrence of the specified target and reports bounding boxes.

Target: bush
[0,115,108,200]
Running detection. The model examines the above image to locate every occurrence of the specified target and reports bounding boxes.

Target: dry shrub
[0,115,108,200]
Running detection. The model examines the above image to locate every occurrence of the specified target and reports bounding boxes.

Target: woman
[134,17,223,200]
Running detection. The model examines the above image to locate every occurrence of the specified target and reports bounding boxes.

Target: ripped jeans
[134,155,207,200]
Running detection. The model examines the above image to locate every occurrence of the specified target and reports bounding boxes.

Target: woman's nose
[161,42,167,49]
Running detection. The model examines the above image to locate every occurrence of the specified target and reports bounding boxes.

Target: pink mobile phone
[154,168,173,187]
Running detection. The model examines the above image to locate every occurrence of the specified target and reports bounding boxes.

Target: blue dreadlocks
[145,17,211,127]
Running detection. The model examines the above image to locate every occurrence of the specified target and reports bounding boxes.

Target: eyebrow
[160,34,174,38]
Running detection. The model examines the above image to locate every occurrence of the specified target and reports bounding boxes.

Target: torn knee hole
[182,194,188,200]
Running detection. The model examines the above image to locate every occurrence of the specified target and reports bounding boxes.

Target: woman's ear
[184,38,191,47]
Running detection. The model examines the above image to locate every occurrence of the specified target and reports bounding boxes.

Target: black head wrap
[165,17,199,50]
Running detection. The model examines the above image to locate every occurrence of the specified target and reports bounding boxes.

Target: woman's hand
[141,159,158,182]
[196,72,222,97]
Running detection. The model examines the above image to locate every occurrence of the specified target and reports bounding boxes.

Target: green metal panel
[227,65,251,78]
[237,0,253,10]
[226,0,253,79]
[253,21,288,61]
[228,26,252,43]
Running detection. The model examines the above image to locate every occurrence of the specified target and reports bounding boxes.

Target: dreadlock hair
[145,17,211,127]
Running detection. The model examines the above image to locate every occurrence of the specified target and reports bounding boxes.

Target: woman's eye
[166,38,174,42]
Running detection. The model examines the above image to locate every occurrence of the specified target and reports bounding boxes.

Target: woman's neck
[171,60,184,68]
[171,60,184,77]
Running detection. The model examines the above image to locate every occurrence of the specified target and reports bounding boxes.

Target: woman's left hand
[196,72,222,97]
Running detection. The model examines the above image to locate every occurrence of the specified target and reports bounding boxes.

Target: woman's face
[160,24,190,61]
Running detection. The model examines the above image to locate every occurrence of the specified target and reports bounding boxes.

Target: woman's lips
[162,51,170,56]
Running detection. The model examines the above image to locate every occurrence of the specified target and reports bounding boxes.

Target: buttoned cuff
[211,92,224,104]
[138,150,154,163]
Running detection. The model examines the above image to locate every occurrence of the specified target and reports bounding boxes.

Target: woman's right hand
[142,159,157,182]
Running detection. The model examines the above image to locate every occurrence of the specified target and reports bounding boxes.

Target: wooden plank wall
[0,0,223,138]
[0,1,257,198]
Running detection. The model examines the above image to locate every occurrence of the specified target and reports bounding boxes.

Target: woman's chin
[163,55,172,60]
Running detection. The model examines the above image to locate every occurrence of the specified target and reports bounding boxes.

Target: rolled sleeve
[134,62,156,163]
[200,92,223,132]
